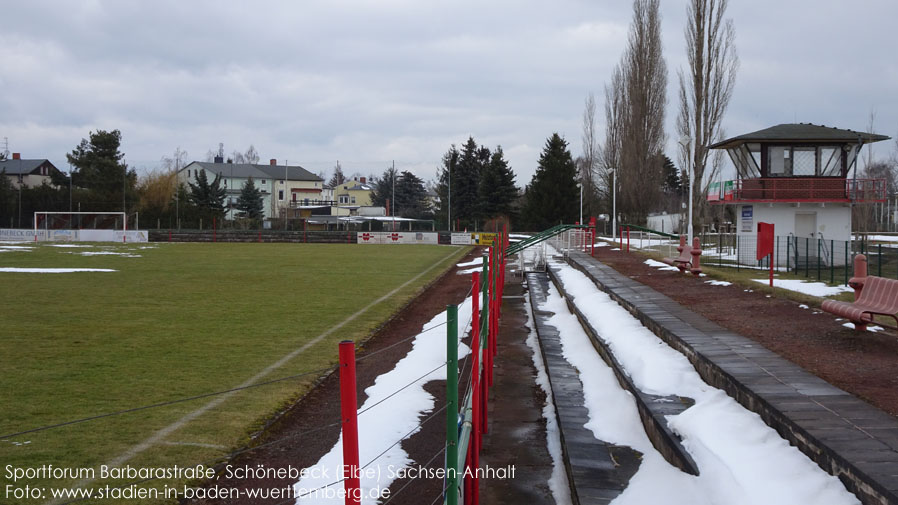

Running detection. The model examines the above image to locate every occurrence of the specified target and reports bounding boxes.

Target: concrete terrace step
[565,250,898,505]
[545,266,700,477]
[527,272,642,505]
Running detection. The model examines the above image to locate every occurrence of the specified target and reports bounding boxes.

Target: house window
[351,196,356,204]
[261,179,266,185]
[187,169,191,177]
[279,190,284,201]
[339,195,349,204]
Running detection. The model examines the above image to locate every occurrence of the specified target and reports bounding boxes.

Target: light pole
[678,136,694,244]
[577,181,583,224]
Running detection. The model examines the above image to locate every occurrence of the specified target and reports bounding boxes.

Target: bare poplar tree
[676,0,738,228]
[617,0,667,223]
[580,92,600,217]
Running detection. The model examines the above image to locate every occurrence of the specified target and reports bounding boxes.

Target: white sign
[741,206,753,233]
[450,233,474,245]
[0,229,149,243]
[357,232,438,245]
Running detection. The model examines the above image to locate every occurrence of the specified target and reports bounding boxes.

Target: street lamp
[678,135,694,244]
[577,181,583,224]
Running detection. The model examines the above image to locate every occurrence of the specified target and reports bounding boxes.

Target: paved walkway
[479,276,556,503]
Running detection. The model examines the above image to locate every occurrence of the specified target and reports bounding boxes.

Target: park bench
[821,275,898,331]
[663,236,702,275]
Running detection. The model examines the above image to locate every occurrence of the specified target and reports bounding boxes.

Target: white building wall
[646,213,683,235]
[734,203,851,267]
[736,203,850,242]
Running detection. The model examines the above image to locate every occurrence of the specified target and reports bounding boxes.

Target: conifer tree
[477,146,518,221]
[235,177,264,220]
[521,134,579,230]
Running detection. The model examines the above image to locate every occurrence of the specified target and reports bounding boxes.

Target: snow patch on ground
[47,244,92,248]
[752,279,853,298]
[644,259,680,272]
[546,261,860,505]
[799,304,809,309]
[72,251,142,258]
[523,285,572,505]
[456,266,481,275]
[842,322,886,333]
[0,268,117,273]
[293,297,473,504]
[456,258,485,268]
[704,280,732,286]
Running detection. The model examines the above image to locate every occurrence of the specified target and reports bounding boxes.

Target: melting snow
[752,279,853,298]
[293,297,473,504]
[544,261,860,505]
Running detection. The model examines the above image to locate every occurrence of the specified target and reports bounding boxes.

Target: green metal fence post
[446,304,459,505]
[845,241,849,286]
[787,236,791,272]
[817,239,821,280]
[804,237,809,277]
[830,239,834,285]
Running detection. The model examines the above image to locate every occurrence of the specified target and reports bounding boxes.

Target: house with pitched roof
[178,158,324,220]
[1,154,63,188]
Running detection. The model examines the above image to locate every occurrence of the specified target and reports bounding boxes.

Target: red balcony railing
[712,178,886,203]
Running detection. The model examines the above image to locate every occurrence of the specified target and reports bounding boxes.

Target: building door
[795,212,817,261]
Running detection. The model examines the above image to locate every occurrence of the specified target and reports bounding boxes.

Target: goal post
[34,211,127,233]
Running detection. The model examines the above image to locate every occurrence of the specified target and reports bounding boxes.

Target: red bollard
[338,341,361,505]
[619,226,623,250]
[168,229,172,242]
[849,255,868,331]
[626,226,630,253]
[690,237,703,276]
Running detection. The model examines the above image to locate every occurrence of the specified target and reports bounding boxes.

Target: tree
[66,129,137,212]
[580,93,601,218]
[394,171,430,219]
[435,145,460,230]
[188,169,227,221]
[370,166,396,211]
[616,0,668,224]
[676,0,738,231]
[136,170,177,227]
[235,177,264,220]
[477,146,518,221]
[453,137,486,229]
[329,161,347,188]
[661,154,682,195]
[521,134,579,230]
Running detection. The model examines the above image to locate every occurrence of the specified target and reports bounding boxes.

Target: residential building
[178,158,323,220]
[1,154,63,188]
[334,177,374,207]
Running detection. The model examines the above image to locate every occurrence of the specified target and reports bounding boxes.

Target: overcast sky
[2,0,896,186]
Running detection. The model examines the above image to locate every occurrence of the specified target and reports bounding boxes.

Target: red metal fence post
[470,271,481,505]
[213,217,217,243]
[338,341,361,505]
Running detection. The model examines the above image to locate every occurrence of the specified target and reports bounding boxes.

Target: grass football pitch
[0,241,467,503]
